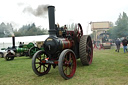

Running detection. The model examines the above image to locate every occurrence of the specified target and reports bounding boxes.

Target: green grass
[0,48,128,85]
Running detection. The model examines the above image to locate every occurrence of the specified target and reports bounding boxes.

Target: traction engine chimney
[48,6,56,36]
[12,36,15,48]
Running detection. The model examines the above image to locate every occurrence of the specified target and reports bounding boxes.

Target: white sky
[0,0,128,34]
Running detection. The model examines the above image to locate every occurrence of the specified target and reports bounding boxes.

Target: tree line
[108,12,128,39]
[0,23,48,38]
[1,12,128,38]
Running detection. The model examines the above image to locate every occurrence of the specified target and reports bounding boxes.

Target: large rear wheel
[32,50,51,76]
[58,49,76,80]
[79,35,93,65]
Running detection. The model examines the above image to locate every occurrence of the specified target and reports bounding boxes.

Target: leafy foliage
[109,12,128,39]
[0,22,14,37]
[14,23,48,37]
[0,23,48,37]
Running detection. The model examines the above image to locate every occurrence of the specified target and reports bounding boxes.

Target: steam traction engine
[2,36,35,61]
[32,6,93,79]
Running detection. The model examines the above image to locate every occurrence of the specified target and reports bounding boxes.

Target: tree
[0,22,14,37]
[109,12,128,39]
[14,23,48,37]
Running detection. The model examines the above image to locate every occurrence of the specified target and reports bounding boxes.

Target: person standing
[115,38,121,52]
[122,37,128,53]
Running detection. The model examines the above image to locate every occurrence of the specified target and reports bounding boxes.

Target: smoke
[0,23,14,36]
[23,4,49,17]
[17,2,25,6]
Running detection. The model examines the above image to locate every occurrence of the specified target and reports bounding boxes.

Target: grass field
[0,48,128,85]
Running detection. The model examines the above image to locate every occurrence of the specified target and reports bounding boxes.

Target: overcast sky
[0,0,128,34]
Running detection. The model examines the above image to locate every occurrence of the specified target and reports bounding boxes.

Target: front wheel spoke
[40,55,42,60]
[37,57,41,61]
[39,64,41,72]
[35,62,40,64]
[43,54,46,59]
[36,65,41,70]
[43,65,46,71]
[44,64,48,69]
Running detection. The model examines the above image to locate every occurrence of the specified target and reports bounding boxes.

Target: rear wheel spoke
[69,53,72,62]
[63,66,68,72]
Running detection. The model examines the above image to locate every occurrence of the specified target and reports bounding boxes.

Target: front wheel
[58,49,77,80]
[5,52,15,61]
[29,47,40,58]
[32,50,51,76]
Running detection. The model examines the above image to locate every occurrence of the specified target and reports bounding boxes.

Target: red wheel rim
[62,51,76,78]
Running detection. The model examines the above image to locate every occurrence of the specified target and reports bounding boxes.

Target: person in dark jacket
[122,37,128,53]
[115,38,121,52]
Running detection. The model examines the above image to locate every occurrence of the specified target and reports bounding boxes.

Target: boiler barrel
[16,48,28,53]
[60,38,73,49]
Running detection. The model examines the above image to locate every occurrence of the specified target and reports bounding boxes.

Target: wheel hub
[64,61,72,67]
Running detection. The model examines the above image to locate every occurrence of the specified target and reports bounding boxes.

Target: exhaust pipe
[48,6,56,36]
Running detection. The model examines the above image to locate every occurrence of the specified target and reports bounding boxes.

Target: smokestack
[48,6,56,36]
[12,36,15,48]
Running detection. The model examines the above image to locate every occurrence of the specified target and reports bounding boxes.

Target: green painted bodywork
[40,47,44,51]
[16,48,28,52]
[27,42,35,49]
[16,42,34,53]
